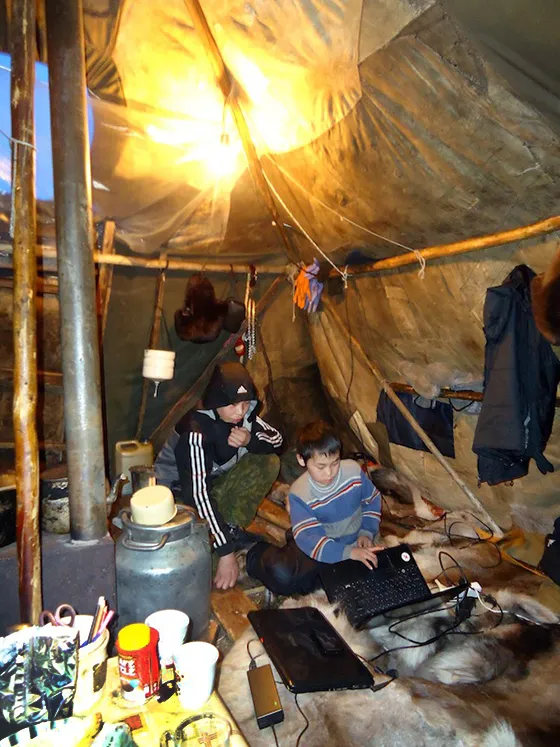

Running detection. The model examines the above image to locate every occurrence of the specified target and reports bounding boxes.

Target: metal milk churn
[113,505,211,640]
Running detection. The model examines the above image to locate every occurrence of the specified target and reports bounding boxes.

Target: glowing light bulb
[204,133,244,180]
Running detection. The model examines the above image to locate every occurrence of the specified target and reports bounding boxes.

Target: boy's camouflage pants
[211,453,280,528]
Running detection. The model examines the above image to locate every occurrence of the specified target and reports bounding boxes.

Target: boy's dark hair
[296,421,342,463]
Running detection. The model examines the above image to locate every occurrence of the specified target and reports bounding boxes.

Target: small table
[99,658,248,746]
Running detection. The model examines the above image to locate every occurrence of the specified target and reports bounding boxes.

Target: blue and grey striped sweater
[289,459,382,563]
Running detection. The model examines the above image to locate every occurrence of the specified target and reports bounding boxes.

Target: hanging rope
[262,169,349,286]
[264,155,427,280]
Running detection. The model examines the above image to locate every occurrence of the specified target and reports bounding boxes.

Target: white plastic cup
[144,609,190,666]
[173,642,219,710]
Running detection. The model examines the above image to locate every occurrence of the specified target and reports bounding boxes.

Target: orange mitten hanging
[293,259,323,312]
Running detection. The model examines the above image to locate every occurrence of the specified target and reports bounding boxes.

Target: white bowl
[130,485,177,525]
[144,349,176,360]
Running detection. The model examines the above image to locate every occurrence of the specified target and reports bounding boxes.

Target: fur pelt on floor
[220,510,560,746]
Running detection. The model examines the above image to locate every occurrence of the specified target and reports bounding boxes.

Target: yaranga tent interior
[1,1,560,745]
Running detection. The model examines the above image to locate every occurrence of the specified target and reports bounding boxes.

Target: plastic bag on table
[0,627,78,740]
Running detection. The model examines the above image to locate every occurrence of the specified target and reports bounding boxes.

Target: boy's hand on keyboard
[350,545,385,569]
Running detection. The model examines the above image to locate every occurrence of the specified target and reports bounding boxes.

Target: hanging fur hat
[174,273,246,343]
[531,247,560,345]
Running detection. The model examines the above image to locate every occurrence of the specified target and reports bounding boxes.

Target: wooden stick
[324,299,504,538]
[349,410,380,461]
[0,441,65,450]
[391,382,560,408]
[336,215,560,278]
[0,275,59,294]
[150,276,284,450]
[0,243,288,274]
[96,220,116,341]
[391,383,484,402]
[182,0,299,266]
[11,0,43,624]
[135,261,168,440]
[0,366,63,392]
[1,214,558,278]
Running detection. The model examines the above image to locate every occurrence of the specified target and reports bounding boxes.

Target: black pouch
[376,390,455,459]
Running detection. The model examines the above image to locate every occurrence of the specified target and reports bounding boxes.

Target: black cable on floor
[295,694,309,747]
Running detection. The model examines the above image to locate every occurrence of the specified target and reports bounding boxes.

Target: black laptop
[320,543,469,629]
[247,607,374,693]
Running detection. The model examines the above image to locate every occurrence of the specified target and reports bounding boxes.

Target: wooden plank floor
[211,586,257,641]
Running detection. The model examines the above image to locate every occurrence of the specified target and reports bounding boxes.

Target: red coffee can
[116,623,160,704]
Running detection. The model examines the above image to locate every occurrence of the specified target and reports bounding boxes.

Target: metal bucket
[113,505,211,640]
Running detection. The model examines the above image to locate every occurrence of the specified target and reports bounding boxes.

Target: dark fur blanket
[219,506,560,746]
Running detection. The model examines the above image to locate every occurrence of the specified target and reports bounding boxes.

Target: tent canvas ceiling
[0,0,559,532]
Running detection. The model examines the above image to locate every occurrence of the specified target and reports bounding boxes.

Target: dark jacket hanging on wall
[473,265,560,486]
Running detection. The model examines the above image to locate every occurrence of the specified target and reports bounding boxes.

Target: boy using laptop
[246,421,383,595]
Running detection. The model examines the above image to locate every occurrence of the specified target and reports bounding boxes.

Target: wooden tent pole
[391,382,560,410]
[96,220,116,341]
[182,0,298,266]
[135,261,168,440]
[324,300,504,538]
[11,0,43,624]
[335,215,560,278]
[1,214,558,277]
[0,244,288,274]
[150,276,284,450]
[391,383,483,402]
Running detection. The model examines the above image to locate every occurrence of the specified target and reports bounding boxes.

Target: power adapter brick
[247,664,284,730]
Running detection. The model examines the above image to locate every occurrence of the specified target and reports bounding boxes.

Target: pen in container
[93,610,115,642]
[87,596,106,645]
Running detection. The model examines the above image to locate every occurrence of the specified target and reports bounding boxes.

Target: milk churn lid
[119,504,199,546]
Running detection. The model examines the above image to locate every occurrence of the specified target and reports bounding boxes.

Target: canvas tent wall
[0,0,559,531]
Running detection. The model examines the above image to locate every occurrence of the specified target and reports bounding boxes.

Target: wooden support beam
[0,366,63,392]
[0,242,288,275]
[135,261,167,440]
[391,382,560,408]
[390,382,483,402]
[335,215,560,278]
[1,214,557,281]
[96,220,116,341]
[324,298,504,538]
[10,0,43,623]
[0,440,65,451]
[182,0,298,266]
[150,276,284,450]
[0,275,59,294]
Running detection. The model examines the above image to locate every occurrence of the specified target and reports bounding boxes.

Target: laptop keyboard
[333,566,430,625]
